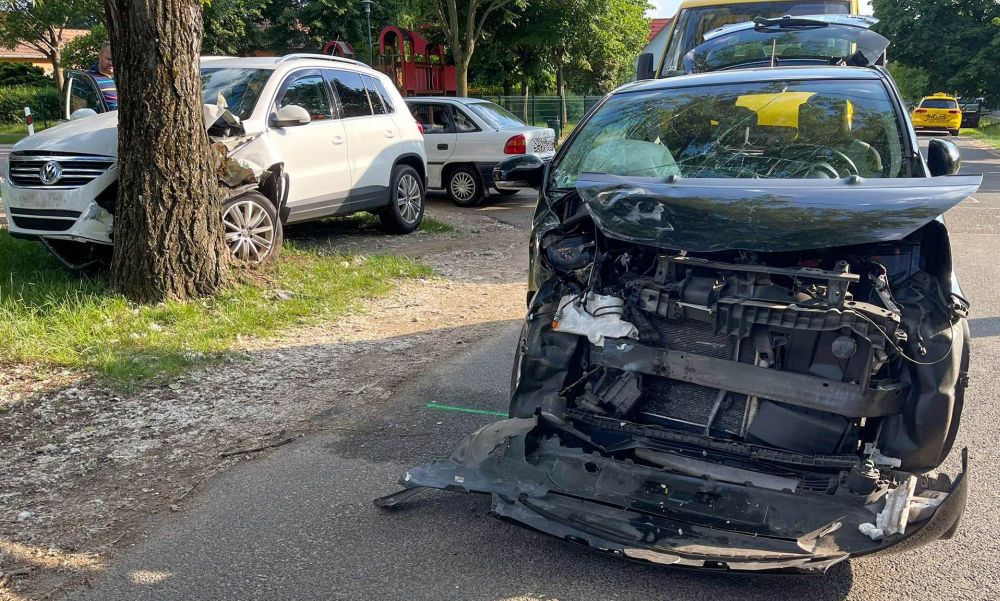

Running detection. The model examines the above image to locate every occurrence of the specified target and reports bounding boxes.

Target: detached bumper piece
[376,417,968,574]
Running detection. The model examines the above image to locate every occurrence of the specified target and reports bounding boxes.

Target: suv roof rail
[278,53,368,68]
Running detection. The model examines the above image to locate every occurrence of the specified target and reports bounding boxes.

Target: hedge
[0,85,61,125]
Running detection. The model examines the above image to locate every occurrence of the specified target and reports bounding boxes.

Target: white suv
[1,55,427,267]
[405,97,555,206]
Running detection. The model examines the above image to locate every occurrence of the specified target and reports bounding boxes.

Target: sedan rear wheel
[447,166,483,207]
[222,191,282,264]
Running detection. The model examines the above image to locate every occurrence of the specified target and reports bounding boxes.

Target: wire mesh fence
[472,95,603,140]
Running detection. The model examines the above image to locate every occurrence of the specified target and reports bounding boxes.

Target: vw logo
[38,160,63,186]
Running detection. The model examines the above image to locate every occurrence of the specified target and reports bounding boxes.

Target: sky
[647,0,874,17]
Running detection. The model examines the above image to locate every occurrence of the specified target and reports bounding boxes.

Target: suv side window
[410,103,453,134]
[277,72,332,121]
[329,70,372,118]
[369,77,395,113]
[363,76,387,115]
[453,107,479,133]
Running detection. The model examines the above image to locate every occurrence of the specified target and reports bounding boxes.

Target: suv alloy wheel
[221,191,283,264]
[380,164,425,233]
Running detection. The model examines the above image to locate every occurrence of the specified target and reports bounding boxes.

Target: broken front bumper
[376,416,968,574]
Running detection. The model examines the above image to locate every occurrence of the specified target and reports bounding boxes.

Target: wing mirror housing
[636,53,655,81]
[927,138,962,176]
[272,105,311,127]
[493,154,546,191]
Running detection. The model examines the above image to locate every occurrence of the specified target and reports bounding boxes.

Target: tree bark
[104,0,227,302]
[554,50,567,127]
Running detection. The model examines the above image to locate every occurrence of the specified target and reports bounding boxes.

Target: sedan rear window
[552,79,906,187]
[921,99,958,110]
[467,102,525,128]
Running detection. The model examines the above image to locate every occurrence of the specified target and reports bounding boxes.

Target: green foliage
[0,62,51,87]
[0,85,61,124]
[887,62,932,103]
[873,0,1000,104]
[61,22,107,70]
[202,0,265,55]
[0,0,103,61]
[0,231,432,387]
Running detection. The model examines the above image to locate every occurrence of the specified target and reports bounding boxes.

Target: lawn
[0,121,51,145]
[0,231,432,388]
[961,116,1000,148]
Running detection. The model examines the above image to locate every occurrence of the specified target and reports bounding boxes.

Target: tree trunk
[51,44,63,95]
[104,0,227,302]
[456,56,470,97]
[555,56,567,127]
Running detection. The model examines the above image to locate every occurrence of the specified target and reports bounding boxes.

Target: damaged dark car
[377,16,981,573]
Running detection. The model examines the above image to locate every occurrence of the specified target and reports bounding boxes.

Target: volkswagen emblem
[38,160,63,186]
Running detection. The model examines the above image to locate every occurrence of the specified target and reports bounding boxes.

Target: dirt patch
[0,198,530,600]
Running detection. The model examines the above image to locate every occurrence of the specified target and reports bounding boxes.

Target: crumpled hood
[14,110,119,156]
[575,174,983,253]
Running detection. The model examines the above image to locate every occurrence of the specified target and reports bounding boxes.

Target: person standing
[88,43,118,110]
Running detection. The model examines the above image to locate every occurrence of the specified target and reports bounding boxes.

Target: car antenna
[770,39,778,68]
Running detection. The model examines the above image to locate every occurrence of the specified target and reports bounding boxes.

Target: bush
[0,62,52,87]
[0,85,61,125]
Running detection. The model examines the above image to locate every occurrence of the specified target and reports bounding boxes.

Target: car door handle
[385,129,396,138]
[332,135,344,145]
[437,143,449,150]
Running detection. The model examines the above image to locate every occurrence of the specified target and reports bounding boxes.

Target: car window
[552,79,906,187]
[277,73,332,121]
[67,73,104,113]
[365,75,396,114]
[466,102,524,128]
[410,103,453,134]
[920,98,958,110]
[453,107,479,132]
[330,70,373,118]
[663,1,852,73]
[202,68,272,120]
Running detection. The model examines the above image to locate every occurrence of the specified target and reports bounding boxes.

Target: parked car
[911,93,963,137]
[379,16,980,572]
[959,98,984,129]
[404,97,555,206]
[1,54,427,268]
[638,0,860,79]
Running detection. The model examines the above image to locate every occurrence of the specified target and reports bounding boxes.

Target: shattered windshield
[551,79,906,188]
[685,23,889,73]
[201,68,272,121]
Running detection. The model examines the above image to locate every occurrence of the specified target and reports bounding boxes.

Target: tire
[446,166,483,207]
[495,187,520,197]
[222,191,282,264]
[950,129,961,137]
[379,164,424,234]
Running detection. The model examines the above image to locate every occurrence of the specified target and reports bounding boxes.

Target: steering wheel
[780,144,860,178]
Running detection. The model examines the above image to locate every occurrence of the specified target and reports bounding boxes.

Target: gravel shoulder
[0,195,531,600]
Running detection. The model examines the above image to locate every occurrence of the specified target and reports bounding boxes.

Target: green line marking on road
[425,402,507,418]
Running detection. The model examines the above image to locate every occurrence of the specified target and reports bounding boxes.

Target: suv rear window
[921,99,958,110]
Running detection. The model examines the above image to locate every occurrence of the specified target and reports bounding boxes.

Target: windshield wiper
[753,16,830,31]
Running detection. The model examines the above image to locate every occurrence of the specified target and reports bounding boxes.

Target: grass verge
[962,117,1000,149]
[0,122,52,145]
[0,231,432,388]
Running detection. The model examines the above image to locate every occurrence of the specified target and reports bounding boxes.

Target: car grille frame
[7,152,115,190]
[7,207,82,232]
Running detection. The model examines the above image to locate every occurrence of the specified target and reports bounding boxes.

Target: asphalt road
[55,137,1000,600]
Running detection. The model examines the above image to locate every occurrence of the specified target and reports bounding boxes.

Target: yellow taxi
[911,93,962,136]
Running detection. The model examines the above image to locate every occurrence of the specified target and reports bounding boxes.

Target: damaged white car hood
[14,110,120,156]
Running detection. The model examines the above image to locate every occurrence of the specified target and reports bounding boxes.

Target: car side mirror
[927,138,962,176]
[493,155,546,190]
[636,53,655,81]
[272,105,311,127]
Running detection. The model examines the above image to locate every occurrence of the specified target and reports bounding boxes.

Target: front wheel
[950,129,961,137]
[446,166,483,207]
[379,164,424,234]
[222,191,282,264]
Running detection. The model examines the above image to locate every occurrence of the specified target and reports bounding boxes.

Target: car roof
[922,93,957,101]
[200,54,374,73]
[623,65,884,95]
[677,0,858,8]
[404,96,492,105]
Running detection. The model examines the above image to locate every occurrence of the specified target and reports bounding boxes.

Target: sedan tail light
[915,109,927,113]
[948,110,961,114]
[504,134,527,155]
[416,121,425,135]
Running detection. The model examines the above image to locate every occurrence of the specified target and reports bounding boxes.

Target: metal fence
[473,95,604,140]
